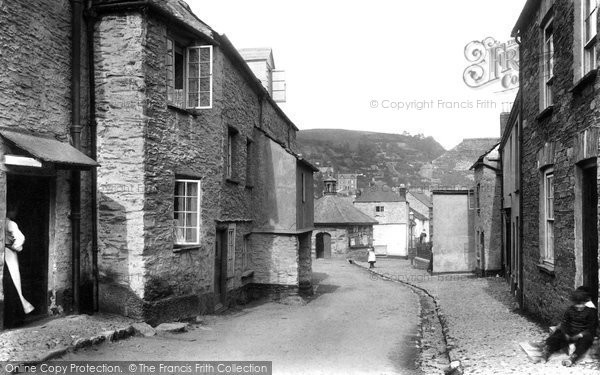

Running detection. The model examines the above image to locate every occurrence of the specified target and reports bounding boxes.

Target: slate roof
[354,189,405,203]
[408,191,432,208]
[409,208,429,222]
[315,195,378,225]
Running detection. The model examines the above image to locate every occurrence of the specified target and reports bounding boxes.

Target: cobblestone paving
[0,314,135,362]
[356,258,600,375]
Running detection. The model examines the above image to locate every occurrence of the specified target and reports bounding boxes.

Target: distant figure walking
[368,247,376,269]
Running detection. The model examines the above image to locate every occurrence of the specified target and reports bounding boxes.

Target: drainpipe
[71,0,84,315]
[85,0,99,312]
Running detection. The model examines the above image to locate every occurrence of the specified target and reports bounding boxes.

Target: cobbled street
[57,260,422,375]
[359,258,600,375]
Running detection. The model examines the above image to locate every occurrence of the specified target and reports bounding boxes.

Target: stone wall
[354,201,408,225]
[94,9,310,321]
[95,12,149,318]
[251,234,299,286]
[473,166,502,274]
[518,0,600,322]
[0,0,95,322]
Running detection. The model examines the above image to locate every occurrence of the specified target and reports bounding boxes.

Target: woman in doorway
[4,203,34,327]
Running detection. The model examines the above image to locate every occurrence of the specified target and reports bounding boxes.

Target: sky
[187,0,528,149]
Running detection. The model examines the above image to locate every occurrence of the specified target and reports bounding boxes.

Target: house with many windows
[94,0,317,322]
[511,0,600,322]
[0,0,317,328]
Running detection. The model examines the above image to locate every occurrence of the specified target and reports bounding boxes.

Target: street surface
[59,259,422,375]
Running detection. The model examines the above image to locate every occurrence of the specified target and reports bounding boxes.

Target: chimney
[398,184,407,201]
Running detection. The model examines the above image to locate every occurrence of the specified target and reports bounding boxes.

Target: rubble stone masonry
[0,0,95,323]
[94,9,309,322]
[518,0,600,323]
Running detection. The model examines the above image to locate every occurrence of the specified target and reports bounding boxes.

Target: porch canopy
[0,129,98,170]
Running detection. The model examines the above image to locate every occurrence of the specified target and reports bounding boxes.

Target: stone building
[313,178,377,259]
[336,173,359,196]
[431,190,475,273]
[0,0,98,328]
[512,0,600,321]
[499,96,522,306]
[0,0,317,327]
[93,0,317,322]
[354,187,409,257]
[470,143,502,276]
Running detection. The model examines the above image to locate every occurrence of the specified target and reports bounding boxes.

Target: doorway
[4,174,50,326]
[504,211,511,283]
[581,163,599,307]
[214,229,227,309]
[315,233,331,259]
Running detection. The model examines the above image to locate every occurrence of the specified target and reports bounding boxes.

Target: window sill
[167,104,202,117]
[241,270,254,279]
[173,245,201,253]
[536,105,554,122]
[570,69,597,94]
[226,178,240,185]
[537,263,555,276]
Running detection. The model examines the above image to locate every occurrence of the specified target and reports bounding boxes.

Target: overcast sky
[187,0,527,149]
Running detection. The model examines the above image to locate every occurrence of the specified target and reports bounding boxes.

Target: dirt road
[59,259,421,375]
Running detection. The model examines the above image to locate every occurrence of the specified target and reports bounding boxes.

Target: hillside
[297,129,446,189]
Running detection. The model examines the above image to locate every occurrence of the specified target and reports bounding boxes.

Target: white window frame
[542,18,554,108]
[584,0,598,74]
[166,38,213,110]
[186,45,213,109]
[242,234,250,271]
[375,206,384,212]
[543,169,555,265]
[174,179,201,246]
[227,224,236,278]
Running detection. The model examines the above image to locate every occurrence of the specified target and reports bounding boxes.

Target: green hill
[297,129,446,189]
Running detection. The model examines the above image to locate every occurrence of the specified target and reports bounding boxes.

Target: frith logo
[463,37,519,91]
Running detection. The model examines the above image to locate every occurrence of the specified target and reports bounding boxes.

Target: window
[476,183,481,214]
[302,173,306,203]
[375,206,385,212]
[246,139,253,186]
[174,180,201,245]
[468,189,476,209]
[584,0,598,74]
[166,38,212,109]
[542,19,554,108]
[227,225,236,277]
[242,234,250,271]
[543,170,555,265]
[226,128,238,180]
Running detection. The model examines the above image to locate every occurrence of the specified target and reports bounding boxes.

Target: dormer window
[166,38,213,109]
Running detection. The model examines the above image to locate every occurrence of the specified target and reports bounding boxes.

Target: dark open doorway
[4,174,50,326]
[214,229,227,309]
[315,233,331,259]
[581,163,599,308]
